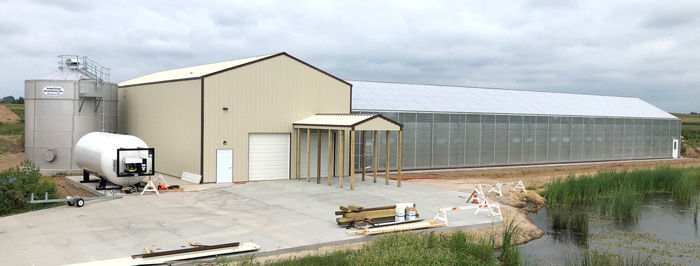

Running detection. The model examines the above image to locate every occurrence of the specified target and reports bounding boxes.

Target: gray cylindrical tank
[24,56,118,174]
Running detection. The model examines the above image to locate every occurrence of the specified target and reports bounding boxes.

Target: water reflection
[520,193,700,265]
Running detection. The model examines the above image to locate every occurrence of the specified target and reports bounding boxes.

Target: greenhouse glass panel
[535,116,549,163]
[509,115,524,164]
[495,115,509,165]
[523,116,537,163]
[634,119,644,158]
[549,117,561,162]
[623,119,635,159]
[466,114,481,166]
[661,120,670,157]
[433,114,450,167]
[594,118,605,160]
[644,119,652,157]
[613,118,624,159]
[651,119,660,157]
[481,115,496,165]
[449,114,465,167]
[560,117,572,162]
[571,117,584,161]
[402,113,417,169]
[416,113,433,168]
[584,117,595,161]
[604,118,615,159]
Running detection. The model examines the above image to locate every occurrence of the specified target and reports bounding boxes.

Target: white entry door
[249,133,290,181]
[217,149,233,183]
[672,139,679,158]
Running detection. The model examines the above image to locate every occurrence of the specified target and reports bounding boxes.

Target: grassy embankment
[216,221,522,266]
[0,103,24,155]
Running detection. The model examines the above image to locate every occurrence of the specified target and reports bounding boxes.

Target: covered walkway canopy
[293,114,403,190]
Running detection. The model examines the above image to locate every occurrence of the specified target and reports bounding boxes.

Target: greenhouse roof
[349,80,677,119]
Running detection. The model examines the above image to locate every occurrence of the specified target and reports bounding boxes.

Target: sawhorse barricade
[487,180,526,197]
[434,199,503,226]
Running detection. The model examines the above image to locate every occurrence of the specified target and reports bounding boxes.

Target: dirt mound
[0,105,20,123]
[682,143,700,159]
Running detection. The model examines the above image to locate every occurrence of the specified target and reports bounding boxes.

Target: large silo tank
[24,55,118,174]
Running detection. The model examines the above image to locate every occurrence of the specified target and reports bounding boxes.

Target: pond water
[520,193,700,265]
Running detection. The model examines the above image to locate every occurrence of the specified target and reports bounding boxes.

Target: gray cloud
[1,0,699,113]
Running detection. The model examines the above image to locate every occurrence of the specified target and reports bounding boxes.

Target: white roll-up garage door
[249,133,290,181]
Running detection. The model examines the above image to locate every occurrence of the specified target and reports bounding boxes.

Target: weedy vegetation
[542,167,700,218]
[228,225,523,266]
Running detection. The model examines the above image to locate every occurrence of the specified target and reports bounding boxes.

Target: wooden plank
[337,216,395,226]
[348,205,363,212]
[339,206,350,212]
[335,210,347,215]
[359,205,397,212]
[346,220,445,235]
[342,209,395,218]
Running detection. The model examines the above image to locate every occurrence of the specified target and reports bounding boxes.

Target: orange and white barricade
[434,198,503,226]
[487,180,526,197]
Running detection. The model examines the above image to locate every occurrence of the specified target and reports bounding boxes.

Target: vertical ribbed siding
[202,55,350,182]
[117,79,201,177]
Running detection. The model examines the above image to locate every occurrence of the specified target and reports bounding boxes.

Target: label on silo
[42,85,64,96]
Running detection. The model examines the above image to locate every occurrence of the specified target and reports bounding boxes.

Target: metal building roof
[294,114,402,131]
[349,80,677,119]
[119,53,277,87]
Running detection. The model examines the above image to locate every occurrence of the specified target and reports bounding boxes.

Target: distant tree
[1,96,15,103]
[691,112,698,115]
[13,97,23,104]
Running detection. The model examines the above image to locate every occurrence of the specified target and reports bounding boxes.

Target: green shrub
[0,160,61,216]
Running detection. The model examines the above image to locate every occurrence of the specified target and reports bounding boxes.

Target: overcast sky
[1,0,698,113]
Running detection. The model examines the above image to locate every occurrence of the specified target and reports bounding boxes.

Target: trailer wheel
[67,200,74,206]
[76,198,85,208]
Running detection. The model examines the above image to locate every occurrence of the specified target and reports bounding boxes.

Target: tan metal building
[118,53,402,185]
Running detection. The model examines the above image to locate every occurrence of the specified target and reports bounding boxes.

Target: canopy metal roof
[349,80,677,119]
[293,114,402,131]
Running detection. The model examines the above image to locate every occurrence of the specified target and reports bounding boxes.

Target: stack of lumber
[336,204,419,227]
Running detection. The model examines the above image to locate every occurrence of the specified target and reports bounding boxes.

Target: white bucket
[406,207,416,220]
[395,205,406,222]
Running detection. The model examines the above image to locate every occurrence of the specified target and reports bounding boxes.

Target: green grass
[548,208,589,238]
[0,121,23,136]
[565,250,652,266]
[541,167,700,218]
[228,230,521,266]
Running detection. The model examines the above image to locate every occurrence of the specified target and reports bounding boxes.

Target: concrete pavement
[0,175,502,265]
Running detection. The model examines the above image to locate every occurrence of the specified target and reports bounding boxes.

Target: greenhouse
[349,80,682,170]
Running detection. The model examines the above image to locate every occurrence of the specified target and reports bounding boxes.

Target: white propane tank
[75,132,150,186]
